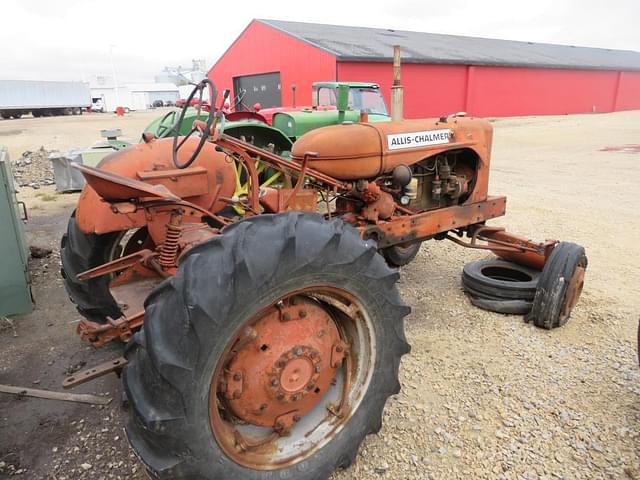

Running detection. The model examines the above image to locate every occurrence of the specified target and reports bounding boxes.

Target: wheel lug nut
[299,310,306,318]
[315,365,321,373]
[294,347,303,356]
[260,403,268,411]
[232,390,241,399]
[233,372,242,381]
[282,312,291,321]
[276,360,286,368]
[270,377,279,386]
[276,393,285,401]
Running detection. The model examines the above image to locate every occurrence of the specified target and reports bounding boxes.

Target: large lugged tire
[526,242,587,329]
[124,212,411,480]
[60,212,122,323]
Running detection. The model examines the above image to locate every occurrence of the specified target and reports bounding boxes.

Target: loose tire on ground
[462,258,540,301]
[382,241,422,267]
[526,242,587,329]
[124,212,411,480]
[60,212,123,323]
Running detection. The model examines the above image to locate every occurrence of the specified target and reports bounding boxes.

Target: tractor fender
[76,138,236,235]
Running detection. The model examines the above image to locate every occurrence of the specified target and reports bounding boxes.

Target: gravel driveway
[1,111,638,479]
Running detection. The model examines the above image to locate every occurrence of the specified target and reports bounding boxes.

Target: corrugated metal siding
[209,20,640,118]
[467,66,620,116]
[338,62,468,118]
[339,61,640,117]
[614,72,640,111]
[0,80,91,109]
[208,20,336,107]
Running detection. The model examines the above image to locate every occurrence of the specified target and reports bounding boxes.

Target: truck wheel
[32,111,41,118]
[11,113,22,119]
[526,242,587,329]
[124,212,411,480]
[382,242,421,267]
[1,112,11,119]
[60,211,150,324]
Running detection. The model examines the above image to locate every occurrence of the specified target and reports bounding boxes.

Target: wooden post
[391,45,403,121]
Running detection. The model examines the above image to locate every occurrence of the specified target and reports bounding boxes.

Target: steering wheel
[154,110,178,138]
[172,79,217,169]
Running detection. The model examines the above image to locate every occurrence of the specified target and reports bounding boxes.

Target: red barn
[209,19,640,118]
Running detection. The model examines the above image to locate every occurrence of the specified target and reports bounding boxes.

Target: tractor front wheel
[382,241,422,267]
[123,212,411,480]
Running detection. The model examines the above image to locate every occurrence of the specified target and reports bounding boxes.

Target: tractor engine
[292,120,484,216]
[401,150,476,211]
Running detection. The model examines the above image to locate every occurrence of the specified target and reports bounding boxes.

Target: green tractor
[266,81,390,140]
[82,81,389,167]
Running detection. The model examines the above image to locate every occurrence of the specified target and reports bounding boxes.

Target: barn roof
[259,19,640,71]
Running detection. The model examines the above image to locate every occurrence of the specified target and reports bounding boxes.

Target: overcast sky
[1,0,638,83]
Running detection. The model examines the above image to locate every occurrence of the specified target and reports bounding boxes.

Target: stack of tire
[462,242,587,329]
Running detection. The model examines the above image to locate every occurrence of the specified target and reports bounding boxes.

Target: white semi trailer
[0,80,91,119]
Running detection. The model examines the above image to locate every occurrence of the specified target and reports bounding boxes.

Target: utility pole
[109,44,120,108]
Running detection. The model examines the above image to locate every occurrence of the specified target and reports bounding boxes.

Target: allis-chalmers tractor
[61,80,586,480]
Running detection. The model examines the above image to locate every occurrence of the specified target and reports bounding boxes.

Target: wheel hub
[221,296,344,429]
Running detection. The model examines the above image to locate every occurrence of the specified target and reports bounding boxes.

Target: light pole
[109,44,120,108]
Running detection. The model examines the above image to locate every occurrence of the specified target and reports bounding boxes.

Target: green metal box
[0,147,33,316]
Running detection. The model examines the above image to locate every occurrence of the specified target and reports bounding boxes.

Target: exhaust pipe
[391,45,403,121]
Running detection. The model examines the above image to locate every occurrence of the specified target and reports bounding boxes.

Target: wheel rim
[559,263,586,322]
[209,286,376,470]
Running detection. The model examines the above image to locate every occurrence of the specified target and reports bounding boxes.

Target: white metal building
[90,82,179,111]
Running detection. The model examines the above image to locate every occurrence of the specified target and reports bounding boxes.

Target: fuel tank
[291,117,493,180]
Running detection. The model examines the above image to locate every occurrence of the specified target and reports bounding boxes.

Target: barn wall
[614,71,640,111]
[468,66,620,116]
[208,20,337,108]
[339,61,640,118]
[337,62,468,118]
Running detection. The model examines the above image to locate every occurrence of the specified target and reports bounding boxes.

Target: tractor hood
[291,117,493,180]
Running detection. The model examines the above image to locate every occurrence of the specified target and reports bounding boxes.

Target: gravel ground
[1,110,639,479]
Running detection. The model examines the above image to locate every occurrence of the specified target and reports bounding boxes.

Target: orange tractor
[61,80,586,480]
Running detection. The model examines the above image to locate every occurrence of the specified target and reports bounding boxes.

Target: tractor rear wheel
[123,212,411,480]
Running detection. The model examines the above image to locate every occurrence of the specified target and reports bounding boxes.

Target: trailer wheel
[526,242,587,329]
[124,212,410,480]
[11,113,22,119]
[1,112,11,120]
[60,211,150,324]
[382,242,422,267]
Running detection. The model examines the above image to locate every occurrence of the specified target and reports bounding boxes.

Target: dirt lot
[1,110,639,480]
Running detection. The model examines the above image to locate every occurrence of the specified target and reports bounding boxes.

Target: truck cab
[312,82,390,122]
[270,82,390,140]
